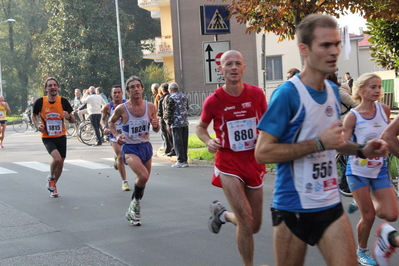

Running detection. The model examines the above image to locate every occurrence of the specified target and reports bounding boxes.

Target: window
[266,56,283,81]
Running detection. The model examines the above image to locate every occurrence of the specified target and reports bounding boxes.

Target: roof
[358,34,373,47]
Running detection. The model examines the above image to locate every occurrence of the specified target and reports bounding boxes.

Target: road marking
[14,162,52,172]
[65,159,111,169]
[0,166,17,175]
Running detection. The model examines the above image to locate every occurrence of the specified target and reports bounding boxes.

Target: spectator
[345,72,354,92]
[82,86,107,146]
[286,68,300,80]
[96,87,109,103]
[151,83,160,109]
[166,82,189,168]
[157,83,174,156]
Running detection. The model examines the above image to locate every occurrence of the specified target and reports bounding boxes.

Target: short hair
[112,85,121,90]
[125,75,144,91]
[160,83,169,93]
[169,82,179,92]
[96,87,103,93]
[88,86,95,93]
[287,68,300,78]
[44,77,59,91]
[151,83,159,92]
[352,73,383,102]
[345,72,350,75]
[75,89,81,93]
[327,72,341,86]
[297,14,337,48]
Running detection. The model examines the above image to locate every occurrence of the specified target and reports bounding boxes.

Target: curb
[153,148,214,166]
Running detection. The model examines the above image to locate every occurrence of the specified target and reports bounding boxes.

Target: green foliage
[139,63,172,95]
[188,148,215,161]
[365,19,399,74]
[209,0,399,41]
[188,133,216,149]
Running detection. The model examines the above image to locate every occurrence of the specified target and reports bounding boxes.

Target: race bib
[0,111,4,119]
[128,120,149,139]
[46,120,63,136]
[227,117,257,152]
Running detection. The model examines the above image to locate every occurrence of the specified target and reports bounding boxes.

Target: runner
[109,76,159,226]
[0,95,11,148]
[196,50,267,266]
[32,77,75,197]
[101,85,128,191]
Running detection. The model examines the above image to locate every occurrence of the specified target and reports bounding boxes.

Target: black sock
[388,231,399,248]
[132,185,144,200]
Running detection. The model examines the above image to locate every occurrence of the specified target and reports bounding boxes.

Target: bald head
[220,50,244,66]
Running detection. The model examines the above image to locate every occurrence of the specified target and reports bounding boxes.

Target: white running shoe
[373,222,397,266]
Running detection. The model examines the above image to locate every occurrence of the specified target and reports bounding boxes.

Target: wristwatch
[357,144,366,159]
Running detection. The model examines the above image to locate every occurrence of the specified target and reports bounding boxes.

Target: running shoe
[122,181,130,191]
[47,176,55,192]
[348,200,359,214]
[357,249,377,266]
[373,222,397,266]
[113,155,118,170]
[208,200,226,234]
[126,199,141,226]
[181,162,189,168]
[0,144,3,148]
[50,185,58,198]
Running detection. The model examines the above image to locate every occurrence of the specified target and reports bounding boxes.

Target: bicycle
[12,112,37,133]
[335,153,399,197]
[188,103,201,116]
[77,119,104,146]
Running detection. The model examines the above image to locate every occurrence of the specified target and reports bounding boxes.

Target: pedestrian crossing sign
[200,5,230,35]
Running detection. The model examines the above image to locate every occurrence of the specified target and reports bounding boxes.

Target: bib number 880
[312,161,332,179]
[234,129,254,141]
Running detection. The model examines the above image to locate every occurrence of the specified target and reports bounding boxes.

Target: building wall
[169,0,258,92]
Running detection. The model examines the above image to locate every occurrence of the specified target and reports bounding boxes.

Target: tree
[139,63,172,96]
[210,0,399,41]
[365,19,399,75]
[0,0,48,112]
[35,0,160,100]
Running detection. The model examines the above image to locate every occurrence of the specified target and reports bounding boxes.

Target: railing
[141,36,173,57]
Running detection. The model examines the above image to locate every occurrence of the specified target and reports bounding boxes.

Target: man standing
[166,82,189,168]
[0,95,11,148]
[109,76,159,226]
[82,86,107,146]
[101,85,129,191]
[196,50,267,266]
[32,77,75,197]
[255,14,388,265]
[345,72,353,92]
[96,87,109,103]
[157,83,174,156]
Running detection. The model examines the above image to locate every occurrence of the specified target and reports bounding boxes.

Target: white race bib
[128,120,149,139]
[227,117,257,152]
[0,111,4,119]
[46,120,63,136]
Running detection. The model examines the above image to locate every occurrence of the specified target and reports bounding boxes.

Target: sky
[336,12,368,34]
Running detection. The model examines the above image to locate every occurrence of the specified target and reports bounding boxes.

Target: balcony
[138,0,170,12]
[141,36,173,59]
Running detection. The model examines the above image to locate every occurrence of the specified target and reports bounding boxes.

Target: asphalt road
[0,117,398,266]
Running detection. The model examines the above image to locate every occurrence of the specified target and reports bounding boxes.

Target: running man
[196,50,267,266]
[101,85,128,191]
[32,77,75,197]
[255,14,388,266]
[109,76,159,226]
[0,95,11,148]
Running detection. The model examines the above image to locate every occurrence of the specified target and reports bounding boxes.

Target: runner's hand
[319,121,345,150]
[207,138,221,154]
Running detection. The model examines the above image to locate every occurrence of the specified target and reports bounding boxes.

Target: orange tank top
[41,96,66,138]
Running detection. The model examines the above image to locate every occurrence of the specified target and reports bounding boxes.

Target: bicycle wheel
[189,104,201,116]
[387,153,399,197]
[64,120,77,138]
[12,119,28,133]
[79,122,96,146]
[335,154,352,197]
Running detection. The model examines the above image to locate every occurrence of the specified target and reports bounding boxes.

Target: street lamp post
[0,18,16,97]
[114,0,125,99]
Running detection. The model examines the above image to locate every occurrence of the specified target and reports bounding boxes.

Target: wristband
[357,144,367,159]
[315,137,325,152]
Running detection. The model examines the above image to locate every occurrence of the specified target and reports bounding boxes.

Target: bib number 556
[312,161,332,179]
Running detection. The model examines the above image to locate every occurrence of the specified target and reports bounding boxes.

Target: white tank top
[291,76,341,209]
[121,101,150,144]
[348,103,388,178]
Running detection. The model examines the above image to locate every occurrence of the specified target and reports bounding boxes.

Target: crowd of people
[1,12,399,266]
